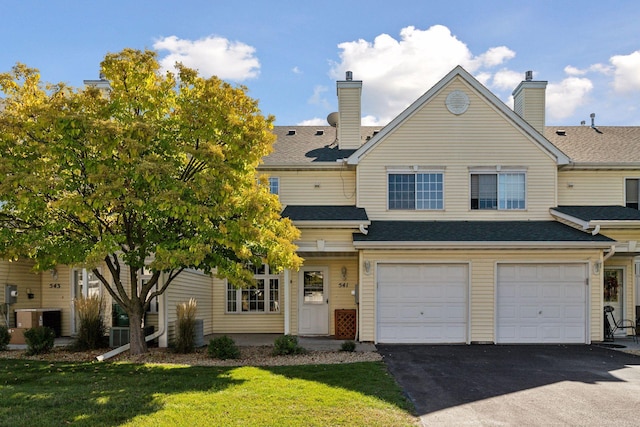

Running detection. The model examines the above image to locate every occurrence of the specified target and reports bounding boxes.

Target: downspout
[359,224,369,235]
[591,224,601,236]
[96,272,168,362]
[603,245,616,263]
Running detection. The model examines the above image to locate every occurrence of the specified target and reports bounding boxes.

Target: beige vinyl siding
[558,170,640,205]
[260,169,356,208]
[165,270,214,343]
[0,260,41,328]
[600,229,640,244]
[357,78,558,220]
[337,82,362,150]
[514,85,546,135]
[358,248,602,343]
[211,276,285,334]
[288,257,358,335]
[295,228,357,253]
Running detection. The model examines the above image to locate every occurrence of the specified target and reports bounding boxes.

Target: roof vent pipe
[525,70,533,81]
[346,71,353,81]
[590,113,596,128]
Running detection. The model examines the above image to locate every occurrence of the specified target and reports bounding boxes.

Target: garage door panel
[497,264,587,344]
[377,264,468,344]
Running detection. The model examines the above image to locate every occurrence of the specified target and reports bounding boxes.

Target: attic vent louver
[556,129,566,136]
[287,129,296,136]
[315,130,324,136]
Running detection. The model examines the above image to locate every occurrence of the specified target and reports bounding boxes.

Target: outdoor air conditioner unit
[109,326,154,347]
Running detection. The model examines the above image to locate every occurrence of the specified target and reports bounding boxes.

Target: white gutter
[603,245,616,262]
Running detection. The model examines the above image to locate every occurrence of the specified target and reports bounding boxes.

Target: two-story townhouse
[251,66,639,345]
[3,65,639,347]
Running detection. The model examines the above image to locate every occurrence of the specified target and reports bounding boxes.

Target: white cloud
[329,25,517,124]
[153,35,260,81]
[610,50,640,93]
[546,77,593,121]
[297,117,327,126]
[492,69,523,90]
[308,85,331,110]
[292,66,302,74]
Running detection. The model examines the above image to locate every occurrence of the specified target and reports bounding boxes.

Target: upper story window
[388,171,444,210]
[226,264,280,314]
[626,178,639,209]
[471,171,526,210]
[268,177,279,195]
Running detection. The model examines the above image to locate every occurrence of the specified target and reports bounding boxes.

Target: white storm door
[298,267,329,335]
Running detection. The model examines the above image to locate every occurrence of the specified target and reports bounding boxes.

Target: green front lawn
[0,359,416,426]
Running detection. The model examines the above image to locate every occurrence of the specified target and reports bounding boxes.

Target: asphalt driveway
[377,344,640,426]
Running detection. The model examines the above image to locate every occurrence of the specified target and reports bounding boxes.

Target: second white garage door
[496,263,588,344]
[377,263,468,343]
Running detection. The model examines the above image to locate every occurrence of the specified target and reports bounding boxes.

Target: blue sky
[2,1,639,126]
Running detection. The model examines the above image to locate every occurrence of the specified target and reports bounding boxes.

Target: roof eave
[352,241,613,249]
[291,220,371,229]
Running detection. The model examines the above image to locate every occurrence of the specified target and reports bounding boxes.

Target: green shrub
[24,326,55,355]
[0,325,10,351]
[72,294,107,350]
[208,335,240,360]
[175,298,198,353]
[340,340,356,352]
[273,334,306,356]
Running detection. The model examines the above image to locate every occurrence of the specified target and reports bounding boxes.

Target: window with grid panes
[226,264,280,313]
[388,172,443,210]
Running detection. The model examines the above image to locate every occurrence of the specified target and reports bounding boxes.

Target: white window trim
[226,265,281,314]
[469,168,527,211]
[387,167,445,211]
[624,177,640,209]
[268,176,279,195]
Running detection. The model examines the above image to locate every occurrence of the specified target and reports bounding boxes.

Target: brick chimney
[336,71,362,150]
[512,71,547,136]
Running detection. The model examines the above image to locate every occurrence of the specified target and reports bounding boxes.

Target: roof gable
[347,66,570,166]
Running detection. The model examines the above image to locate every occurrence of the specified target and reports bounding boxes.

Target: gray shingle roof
[546,126,640,163]
[282,205,369,221]
[352,221,614,243]
[262,126,382,165]
[553,205,640,221]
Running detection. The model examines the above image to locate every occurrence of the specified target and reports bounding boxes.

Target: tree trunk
[128,310,148,355]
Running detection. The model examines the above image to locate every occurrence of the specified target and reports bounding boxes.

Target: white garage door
[377,264,468,343]
[497,264,588,344]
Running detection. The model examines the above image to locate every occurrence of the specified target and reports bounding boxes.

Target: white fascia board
[560,162,640,171]
[292,220,371,229]
[549,209,591,230]
[295,242,357,252]
[352,240,614,249]
[347,66,570,166]
[592,220,640,229]
[258,164,347,171]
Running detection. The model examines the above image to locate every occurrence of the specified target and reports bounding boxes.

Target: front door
[604,267,625,336]
[298,267,329,335]
[71,268,101,334]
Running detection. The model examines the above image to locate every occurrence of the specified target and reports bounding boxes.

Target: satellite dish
[327,112,339,127]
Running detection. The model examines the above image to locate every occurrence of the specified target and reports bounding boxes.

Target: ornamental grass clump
[73,294,107,350]
[175,298,198,353]
[340,340,357,352]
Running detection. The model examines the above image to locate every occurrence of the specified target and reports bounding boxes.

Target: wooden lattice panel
[335,309,357,340]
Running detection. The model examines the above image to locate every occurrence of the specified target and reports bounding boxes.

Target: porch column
[284,269,290,335]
